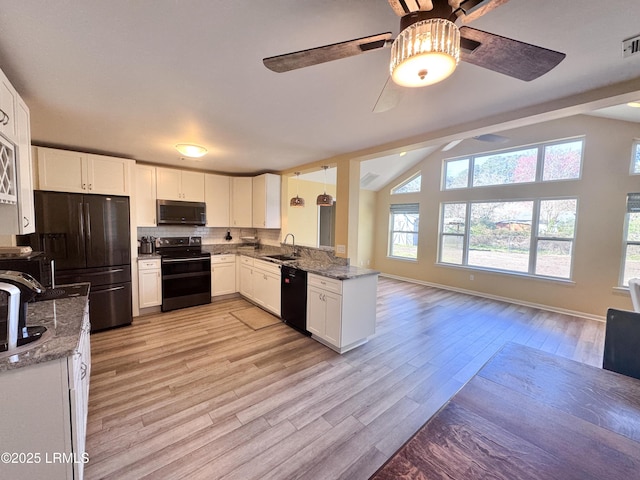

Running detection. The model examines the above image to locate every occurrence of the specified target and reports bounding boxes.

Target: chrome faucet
[283,233,297,257]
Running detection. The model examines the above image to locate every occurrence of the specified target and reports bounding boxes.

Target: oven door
[161,256,211,312]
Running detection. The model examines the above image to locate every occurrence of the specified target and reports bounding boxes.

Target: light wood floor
[85,277,605,480]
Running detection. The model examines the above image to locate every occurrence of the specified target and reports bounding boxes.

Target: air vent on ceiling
[360,172,380,188]
[623,34,640,58]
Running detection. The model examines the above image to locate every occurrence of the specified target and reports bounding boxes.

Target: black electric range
[155,236,211,312]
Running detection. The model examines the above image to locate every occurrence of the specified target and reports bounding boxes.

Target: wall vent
[623,34,640,58]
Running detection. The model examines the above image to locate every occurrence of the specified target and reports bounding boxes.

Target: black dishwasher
[281,265,309,335]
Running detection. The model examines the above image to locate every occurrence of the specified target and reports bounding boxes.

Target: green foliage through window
[389,203,419,259]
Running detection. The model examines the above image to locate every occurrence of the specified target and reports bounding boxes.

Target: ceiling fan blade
[459,26,566,81]
[387,0,434,16]
[457,0,510,23]
[263,33,392,73]
[373,76,404,113]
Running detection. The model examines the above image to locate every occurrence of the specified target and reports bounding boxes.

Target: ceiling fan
[263,0,566,111]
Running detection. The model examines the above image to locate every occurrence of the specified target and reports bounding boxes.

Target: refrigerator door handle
[84,203,92,247]
[95,285,125,294]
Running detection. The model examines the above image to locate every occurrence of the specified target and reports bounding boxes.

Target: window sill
[436,262,576,286]
[388,255,418,263]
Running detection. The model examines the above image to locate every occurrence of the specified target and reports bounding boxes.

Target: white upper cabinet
[252,173,281,229]
[13,98,34,233]
[231,177,252,228]
[156,167,204,202]
[205,173,230,227]
[35,147,132,196]
[0,70,16,141]
[135,164,157,227]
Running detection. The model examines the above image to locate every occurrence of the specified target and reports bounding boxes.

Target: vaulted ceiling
[0,0,638,178]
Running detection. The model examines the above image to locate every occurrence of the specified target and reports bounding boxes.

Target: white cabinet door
[87,154,131,195]
[139,267,162,307]
[263,270,281,316]
[36,147,88,193]
[156,167,204,201]
[0,73,16,141]
[307,285,325,337]
[239,263,253,299]
[252,173,281,229]
[212,261,236,296]
[156,167,182,201]
[14,98,34,233]
[205,173,230,227]
[36,147,132,196]
[323,291,342,346]
[180,170,205,202]
[135,164,157,226]
[231,177,252,227]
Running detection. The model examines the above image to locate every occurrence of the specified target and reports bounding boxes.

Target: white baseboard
[379,273,605,323]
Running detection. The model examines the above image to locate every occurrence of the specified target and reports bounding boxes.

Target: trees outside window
[389,204,419,259]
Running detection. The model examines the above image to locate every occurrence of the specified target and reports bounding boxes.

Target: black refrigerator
[20,191,132,332]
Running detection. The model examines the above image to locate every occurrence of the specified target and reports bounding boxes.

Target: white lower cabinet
[138,257,162,308]
[238,256,281,316]
[0,309,90,480]
[307,273,378,353]
[211,254,236,296]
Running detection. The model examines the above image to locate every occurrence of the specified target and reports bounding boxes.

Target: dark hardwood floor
[85,277,606,479]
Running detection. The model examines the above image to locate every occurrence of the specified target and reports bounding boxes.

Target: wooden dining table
[372,342,640,480]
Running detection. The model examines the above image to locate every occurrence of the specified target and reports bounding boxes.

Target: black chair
[603,308,640,380]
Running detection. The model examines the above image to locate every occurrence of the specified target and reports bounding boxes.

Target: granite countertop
[0,283,90,372]
[237,249,380,280]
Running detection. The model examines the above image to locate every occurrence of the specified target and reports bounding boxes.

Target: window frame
[442,137,584,191]
[620,193,640,287]
[391,171,422,195]
[438,196,578,280]
[388,203,420,261]
[631,140,640,175]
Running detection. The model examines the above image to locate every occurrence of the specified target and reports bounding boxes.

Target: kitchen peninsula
[0,285,91,480]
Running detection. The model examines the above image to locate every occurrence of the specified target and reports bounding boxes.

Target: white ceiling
[0,0,639,181]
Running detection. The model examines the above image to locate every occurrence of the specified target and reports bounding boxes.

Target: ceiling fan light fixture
[175,143,208,158]
[390,18,460,88]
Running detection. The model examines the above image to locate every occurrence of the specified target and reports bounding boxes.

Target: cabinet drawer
[254,258,281,276]
[211,254,236,264]
[308,273,342,294]
[138,258,161,270]
[240,255,254,266]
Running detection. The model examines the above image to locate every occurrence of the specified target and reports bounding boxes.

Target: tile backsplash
[136,226,282,247]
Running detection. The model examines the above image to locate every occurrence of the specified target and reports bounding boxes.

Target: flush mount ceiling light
[175,144,208,158]
[289,172,305,208]
[390,18,460,88]
[628,101,640,108]
[316,166,333,207]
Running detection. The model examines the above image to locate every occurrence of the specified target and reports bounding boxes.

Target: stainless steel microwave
[157,200,206,226]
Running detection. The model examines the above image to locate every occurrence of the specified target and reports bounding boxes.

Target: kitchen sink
[263,254,298,261]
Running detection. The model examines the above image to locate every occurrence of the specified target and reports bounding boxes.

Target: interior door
[33,191,85,270]
[84,195,131,268]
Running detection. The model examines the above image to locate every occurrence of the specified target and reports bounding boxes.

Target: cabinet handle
[0,109,7,125]
[89,184,92,190]
[80,361,87,380]
[82,183,86,190]
[23,216,29,227]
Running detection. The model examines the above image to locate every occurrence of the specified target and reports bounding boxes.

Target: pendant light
[289,172,305,208]
[316,166,333,206]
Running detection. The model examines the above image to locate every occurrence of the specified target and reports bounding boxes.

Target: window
[443,138,583,190]
[439,198,578,279]
[389,203,419,259]
[631,141,640,174]
[622,193,640,286]
[392,173,421,194]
